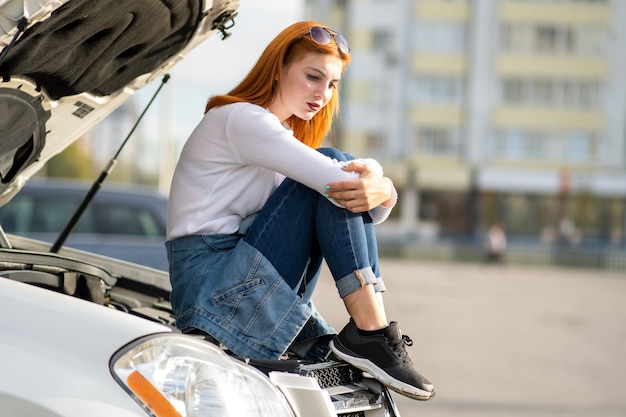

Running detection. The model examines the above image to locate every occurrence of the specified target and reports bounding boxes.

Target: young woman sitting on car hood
[165,20,435,401]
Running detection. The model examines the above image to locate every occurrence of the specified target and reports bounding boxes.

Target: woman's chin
[297,111,317,121]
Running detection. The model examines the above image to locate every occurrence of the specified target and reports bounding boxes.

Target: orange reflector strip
[127,370,182,417]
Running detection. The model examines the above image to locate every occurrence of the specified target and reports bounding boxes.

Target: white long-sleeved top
[166,102,396,240]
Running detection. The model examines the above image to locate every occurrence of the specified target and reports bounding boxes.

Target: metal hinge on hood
[211,9,238,40]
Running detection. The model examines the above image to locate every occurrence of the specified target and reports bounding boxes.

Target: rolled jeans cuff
[336,267,378,298]
[373,277,386,293]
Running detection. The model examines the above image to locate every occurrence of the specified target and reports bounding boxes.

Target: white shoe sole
[329,340,435,401]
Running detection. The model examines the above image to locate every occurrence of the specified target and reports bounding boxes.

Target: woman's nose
[319,86,332,102]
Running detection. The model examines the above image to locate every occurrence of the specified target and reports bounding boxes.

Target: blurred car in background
[0,178,169,270]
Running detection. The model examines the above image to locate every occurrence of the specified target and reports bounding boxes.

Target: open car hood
[0,0,240,205]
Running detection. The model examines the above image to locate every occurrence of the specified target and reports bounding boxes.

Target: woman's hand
[325,161,394,213]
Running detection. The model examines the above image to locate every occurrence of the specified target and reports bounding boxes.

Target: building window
[504,0,607,3]
[579,82,601,108]
[414,127,460,155]
[371,30,398,66]
[500,78,602,109]
[536,25,559,53]
[501,79,527,104]
[532,78,555,106]
[412,76,465,105]
[492,129,597,162]
[366,132,386,154]
[500,23,606,57]
[371,30,393,51]
[413,22,467,53]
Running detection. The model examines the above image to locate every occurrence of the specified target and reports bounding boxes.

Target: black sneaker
[329,319,435,400]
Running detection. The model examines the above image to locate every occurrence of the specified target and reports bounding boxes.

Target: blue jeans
[243,147,385,298]
[165,147,385,359]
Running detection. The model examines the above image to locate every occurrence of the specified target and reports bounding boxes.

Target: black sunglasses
[307,26,351,55]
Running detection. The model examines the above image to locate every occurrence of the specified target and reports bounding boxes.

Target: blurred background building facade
[306,0,626,258]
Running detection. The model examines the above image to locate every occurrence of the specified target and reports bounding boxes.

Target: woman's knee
[317,147,355,161]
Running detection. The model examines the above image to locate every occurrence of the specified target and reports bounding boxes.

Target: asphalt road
[312,259,626,417]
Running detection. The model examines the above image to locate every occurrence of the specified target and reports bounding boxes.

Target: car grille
[298,361,363,388]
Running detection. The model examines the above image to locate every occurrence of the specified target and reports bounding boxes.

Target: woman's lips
[307,102,320,111]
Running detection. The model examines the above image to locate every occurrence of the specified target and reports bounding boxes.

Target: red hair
[205,21,351,148]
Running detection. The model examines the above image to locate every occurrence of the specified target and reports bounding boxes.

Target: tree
[45,139,93,179]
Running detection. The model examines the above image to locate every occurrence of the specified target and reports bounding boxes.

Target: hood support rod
[50,74,170,254]
[0,17,28,70]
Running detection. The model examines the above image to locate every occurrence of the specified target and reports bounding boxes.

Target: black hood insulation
[0,0,202,100]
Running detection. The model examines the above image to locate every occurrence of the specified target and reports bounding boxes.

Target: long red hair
[205,21,351,148]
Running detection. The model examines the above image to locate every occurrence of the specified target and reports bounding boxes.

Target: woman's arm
[325,161,395,212]
[227,103,360,193]
[227,103,396,223]
[325,160,398,224]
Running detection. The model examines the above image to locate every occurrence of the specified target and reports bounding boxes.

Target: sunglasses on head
[307,26,351,55]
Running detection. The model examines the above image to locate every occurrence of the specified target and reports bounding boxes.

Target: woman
[166,21,434,401]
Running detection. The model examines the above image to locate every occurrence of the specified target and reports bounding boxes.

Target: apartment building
[306,0,626,246]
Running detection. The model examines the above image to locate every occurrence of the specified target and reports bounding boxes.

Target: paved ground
[312,259,626,417]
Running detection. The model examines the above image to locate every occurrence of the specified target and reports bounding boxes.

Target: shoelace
[389,334,414,363]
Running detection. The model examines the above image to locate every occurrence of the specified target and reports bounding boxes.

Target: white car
[0,1,401,416]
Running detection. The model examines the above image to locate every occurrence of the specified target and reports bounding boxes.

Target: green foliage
[42,137,160,186]
[45,141,92,179]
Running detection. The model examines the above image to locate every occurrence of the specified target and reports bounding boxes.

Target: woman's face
[269,52,343,122]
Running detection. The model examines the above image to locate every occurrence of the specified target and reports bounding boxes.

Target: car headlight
[110,334,295,417]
